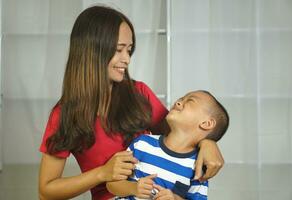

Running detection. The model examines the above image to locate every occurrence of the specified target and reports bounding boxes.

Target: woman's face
[108,22,133,83]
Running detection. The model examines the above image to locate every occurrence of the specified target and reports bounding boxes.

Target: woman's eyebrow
[117,43,133,47]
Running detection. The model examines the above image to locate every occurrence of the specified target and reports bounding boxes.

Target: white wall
[1,0,292,165]
[0,0,3,170]
[169,0,292,164]
[1,0,166,164]
[2,0,72,164]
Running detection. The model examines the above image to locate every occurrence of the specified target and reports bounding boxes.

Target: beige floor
[0,163,291,200]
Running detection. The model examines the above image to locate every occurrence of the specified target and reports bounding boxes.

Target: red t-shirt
[39,81,168,200]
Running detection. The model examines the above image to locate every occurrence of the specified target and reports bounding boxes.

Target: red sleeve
[134,81,169,127]
[39,105,70,158]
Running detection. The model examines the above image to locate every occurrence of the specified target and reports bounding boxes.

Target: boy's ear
[199,118,216,131]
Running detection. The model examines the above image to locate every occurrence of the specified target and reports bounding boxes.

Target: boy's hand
[134,174,157,198]
[153,184,182,200]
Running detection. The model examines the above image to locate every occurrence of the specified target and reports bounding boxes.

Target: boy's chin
[165,115,177,125]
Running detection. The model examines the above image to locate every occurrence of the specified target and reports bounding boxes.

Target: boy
[106,90,229,199]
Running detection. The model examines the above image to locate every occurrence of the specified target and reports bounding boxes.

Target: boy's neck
[163,130,201,154]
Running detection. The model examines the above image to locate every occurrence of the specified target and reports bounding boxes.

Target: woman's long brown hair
[46,6,151,154]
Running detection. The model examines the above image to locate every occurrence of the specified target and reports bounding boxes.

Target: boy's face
[167,91,212,129]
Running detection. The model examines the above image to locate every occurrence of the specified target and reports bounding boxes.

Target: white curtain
[0,0,2,170]
[171,0,292,164]
[1,0,165,164]
[1,0,292,198]
[170,0,292,199]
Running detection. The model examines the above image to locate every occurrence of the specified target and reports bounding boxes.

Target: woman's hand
[100,151,138,182]
[195,139,224,182]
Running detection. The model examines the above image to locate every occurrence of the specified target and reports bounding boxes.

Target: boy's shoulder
[134,134,160,142]
[131,134,161,149]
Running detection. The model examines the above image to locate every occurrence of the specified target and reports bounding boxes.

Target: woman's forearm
[195,139,224,181]
[39,153,110,200]
[39,165,107,200]
[39,151,136,199]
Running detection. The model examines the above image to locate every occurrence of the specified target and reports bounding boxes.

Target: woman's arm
[39,151,137,200]
[195,139,224,182]
[151,118,224,181]
[39,153,101,199]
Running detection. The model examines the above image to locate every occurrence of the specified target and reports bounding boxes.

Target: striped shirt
[119,134,208,200]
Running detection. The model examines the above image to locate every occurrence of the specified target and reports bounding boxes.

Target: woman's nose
[121,51,130,65]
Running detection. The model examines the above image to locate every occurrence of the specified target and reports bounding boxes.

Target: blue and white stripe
[124,134,208,200]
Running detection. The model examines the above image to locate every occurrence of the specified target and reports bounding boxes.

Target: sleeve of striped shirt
[127,144,134,152]
[172,181,190,198]
[186,180,208,200]
[127,135,143,152]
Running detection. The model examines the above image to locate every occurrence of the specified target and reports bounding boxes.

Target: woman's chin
[111,77,124,83]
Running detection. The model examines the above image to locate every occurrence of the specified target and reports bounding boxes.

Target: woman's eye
[116,49,122,53]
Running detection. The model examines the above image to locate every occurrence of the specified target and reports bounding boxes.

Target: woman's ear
[199,118,216,131]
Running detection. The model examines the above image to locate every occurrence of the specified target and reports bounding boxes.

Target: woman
[39,5,224,200]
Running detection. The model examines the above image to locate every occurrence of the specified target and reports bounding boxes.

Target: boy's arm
[153,184,186,200]
[106,180,137,197]
[106,174,157,198]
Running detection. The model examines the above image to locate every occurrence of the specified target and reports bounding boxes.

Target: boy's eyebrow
[188,94,201,101]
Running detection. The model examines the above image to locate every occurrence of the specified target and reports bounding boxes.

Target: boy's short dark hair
[200,90,229,142]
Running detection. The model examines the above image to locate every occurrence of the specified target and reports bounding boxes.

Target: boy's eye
[187,98,197,104]
[116,49,122,52]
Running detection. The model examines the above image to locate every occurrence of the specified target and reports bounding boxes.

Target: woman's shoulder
[134,80,148,89]
[48,104,62,126]
[133,80,153,95]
